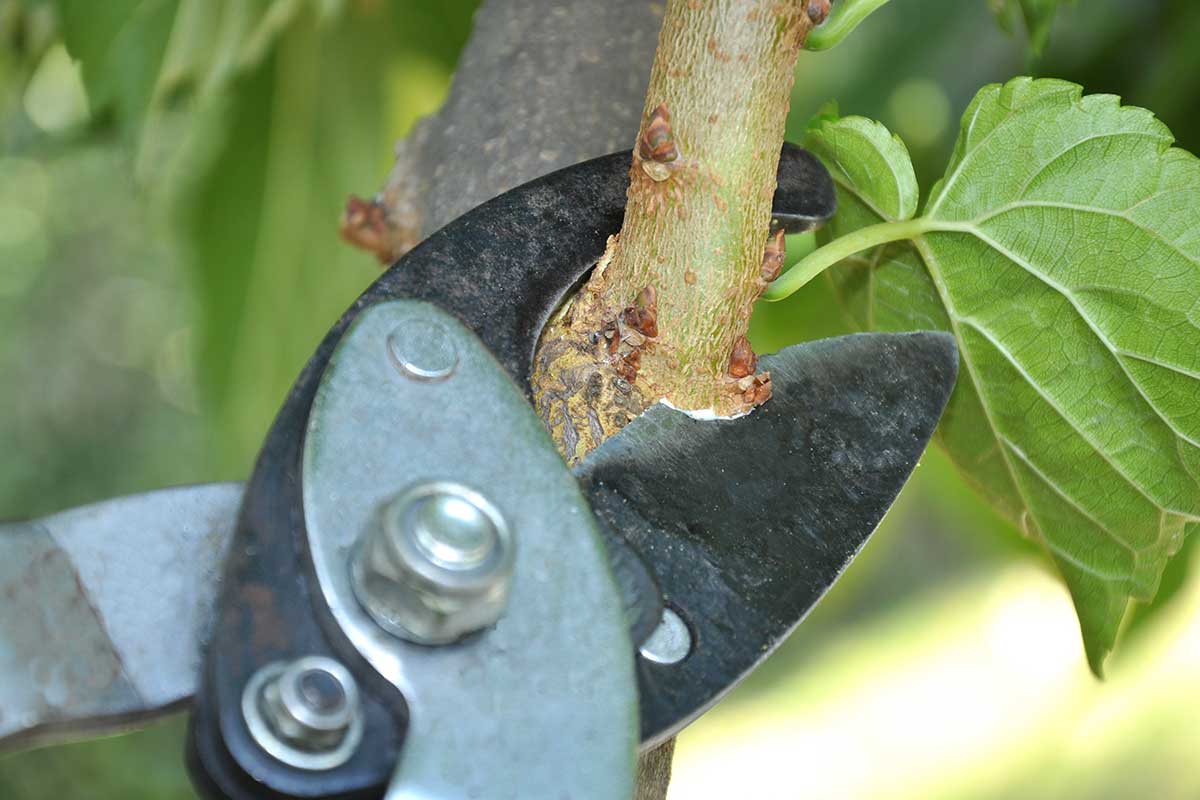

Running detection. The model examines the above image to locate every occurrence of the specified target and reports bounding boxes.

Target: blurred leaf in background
[990,0,1074,57]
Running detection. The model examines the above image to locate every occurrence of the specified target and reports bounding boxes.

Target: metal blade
[0,331,955,758]
[0,483,242,752]
[574,331,959,746]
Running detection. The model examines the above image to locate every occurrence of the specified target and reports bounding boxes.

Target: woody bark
[531,0,821,462]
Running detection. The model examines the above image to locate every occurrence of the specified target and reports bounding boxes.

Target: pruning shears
[0,146,957,799]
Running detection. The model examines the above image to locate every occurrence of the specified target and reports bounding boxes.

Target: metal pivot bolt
[639,607,692,665]
[352,481,516,645]
[242,656,364,770]
[387,319,458,381]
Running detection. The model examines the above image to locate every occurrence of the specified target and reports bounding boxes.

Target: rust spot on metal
[239,583,289,655]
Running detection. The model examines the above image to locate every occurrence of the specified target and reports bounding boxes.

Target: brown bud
[339,195,393,265]
[761,228,786,282]
[807,0,831,25]
[740,374,772,406]
[615,349,640,382]
[636,285,657,311]
[728,336,757,379]
[639,103,679,164]
[622,285,659,338]
[619,324,647,348]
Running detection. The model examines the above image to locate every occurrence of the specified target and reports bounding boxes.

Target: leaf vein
[999,434,1137,557]
[912,236,1054,565]
[1016,131,1168,199]
[960,227,1200,453]
[971,200,1200,280]
[957,315,1167,512]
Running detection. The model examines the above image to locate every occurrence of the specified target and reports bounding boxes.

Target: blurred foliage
[41,0,479,471]
[1,0,1199,797]
[673,543,1200,800]
[990,0,1074,56]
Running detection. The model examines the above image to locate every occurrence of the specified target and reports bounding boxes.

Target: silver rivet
[639,607,691,665]
[242,656,363,770]
[352,482,516,645]
[387,319,458,381]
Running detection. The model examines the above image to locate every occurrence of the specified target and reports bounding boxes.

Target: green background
[2,0,1199,797]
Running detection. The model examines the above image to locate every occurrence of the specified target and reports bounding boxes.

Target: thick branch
[527,6,817,790]
[592,0,815,415]
[531,1,817,465]
[342,0,663,260]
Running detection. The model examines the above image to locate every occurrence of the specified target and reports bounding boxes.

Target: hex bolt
[387,319,458,381]
[639,607,692,665]
[352,481,516,645]
[242,656,364,770]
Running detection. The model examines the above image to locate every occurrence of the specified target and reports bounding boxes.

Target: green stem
[805,0,895,51]
[762,218,930,301]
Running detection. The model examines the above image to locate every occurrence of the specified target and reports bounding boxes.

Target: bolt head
[242,656,363,770]
[639,607,692,665]
[387,319,458,381]
[352,482,516,645]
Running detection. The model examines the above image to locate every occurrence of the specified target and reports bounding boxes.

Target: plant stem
[531,4,821,794]
[533,0,821,440]
[804,0,895,51]
[763,218,931,300]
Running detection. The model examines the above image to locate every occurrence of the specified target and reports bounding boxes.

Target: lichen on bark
[532,0,820,463]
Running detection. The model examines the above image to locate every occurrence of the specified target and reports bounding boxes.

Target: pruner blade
[575,331,959,746]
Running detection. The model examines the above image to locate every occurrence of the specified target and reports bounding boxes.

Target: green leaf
[53,0,310,121]
[806,114,919,222]
[181,3,465,471]
[989,0,1073,56]
[55,0,178,129]
[808,78,1200,674]
[51,0,316,189]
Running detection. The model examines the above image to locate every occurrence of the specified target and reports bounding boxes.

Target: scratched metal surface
[577,331,959,746]
[0,483,242,752]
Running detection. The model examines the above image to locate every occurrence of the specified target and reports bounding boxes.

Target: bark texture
[635,739,676,800]
[342,0,664,260]
[598,0,813,414]
[532,0,816,463]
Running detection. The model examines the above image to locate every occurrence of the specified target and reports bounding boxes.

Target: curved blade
[574,332,958,746]
[771,145,837,233]
[0,484,242,752]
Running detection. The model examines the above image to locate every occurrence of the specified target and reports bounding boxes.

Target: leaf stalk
[804,0,895,51]
[763,217,931,301]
